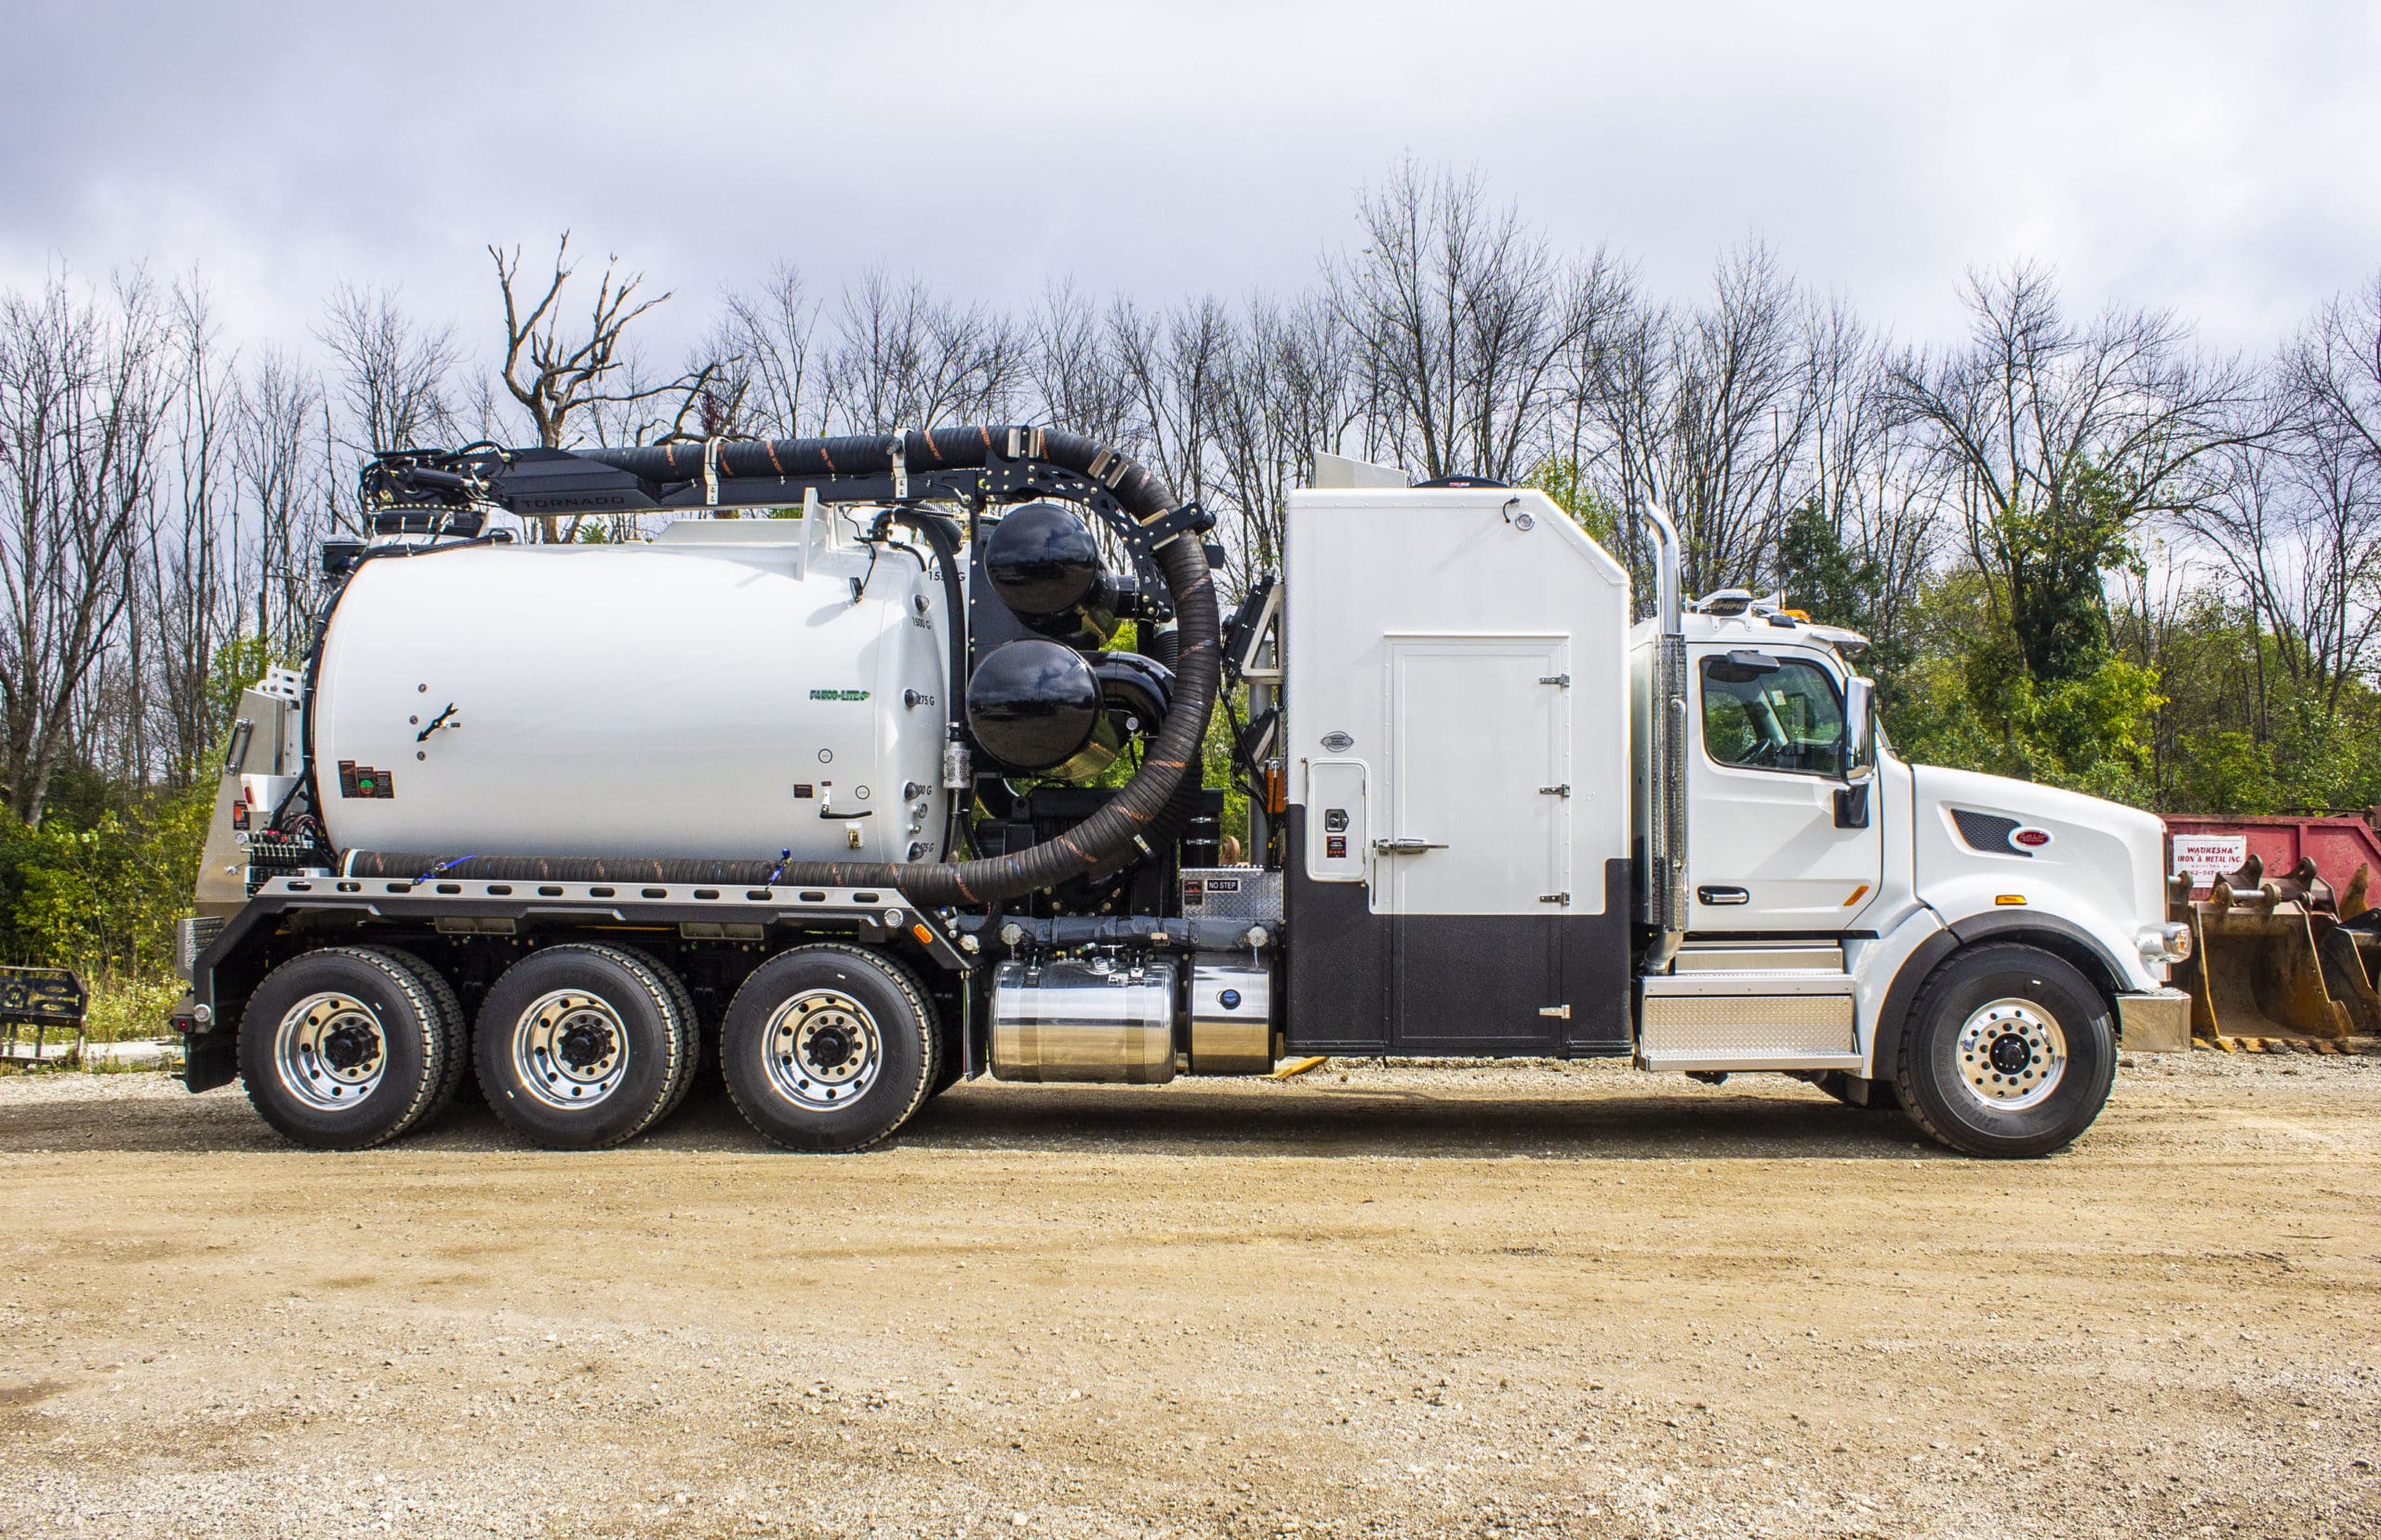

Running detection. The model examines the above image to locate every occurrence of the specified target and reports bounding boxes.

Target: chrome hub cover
[1955,998,2067,1112]
[762,989,883,1111]
[276,991,387,1111]
[513,990,629,1110]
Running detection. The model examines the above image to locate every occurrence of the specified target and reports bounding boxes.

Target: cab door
[1685,647,1881,933]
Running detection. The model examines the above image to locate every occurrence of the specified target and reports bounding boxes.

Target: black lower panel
[1283,806,1633,1057]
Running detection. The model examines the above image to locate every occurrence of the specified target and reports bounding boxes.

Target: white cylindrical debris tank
[310,523,952,864]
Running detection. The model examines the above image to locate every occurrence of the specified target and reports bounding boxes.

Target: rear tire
[927,994,965,1099]
[474,944,688,1149]
[383,949,470,1122]
[1895,943,2117,1158]
[609,945,701,1127]
[721,945,937,1151]
[239,947,454,1150]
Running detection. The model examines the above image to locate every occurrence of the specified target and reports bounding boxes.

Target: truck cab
[1649,597,2187,1145]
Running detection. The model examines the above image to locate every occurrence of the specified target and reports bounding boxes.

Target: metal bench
[0,966,89,1068]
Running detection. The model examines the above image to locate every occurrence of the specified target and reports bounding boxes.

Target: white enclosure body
[1282,486,1632,918]
[312,521,952,864]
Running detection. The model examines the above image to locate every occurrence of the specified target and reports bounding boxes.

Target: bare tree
[0,271,171,824]
[1207,292,1362,590]
[142,277,244,787]
[2284,267,2381,478]
[1592,243,1814,596]
[823,267,1025,433]
[1886,262,2268,681]
[492,233,676,447]
[317,283,461,454]
[237,345,328,656]
[1795,294,1943,646]
[490,232,718,537]
[708,261,827,440]
[1332,161,1601,481]
[2182,434,2381,723]
[1028,278,1137,447]
[1107,295,1233,512]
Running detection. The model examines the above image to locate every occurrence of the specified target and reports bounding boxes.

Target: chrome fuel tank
[989,958,1177,1083]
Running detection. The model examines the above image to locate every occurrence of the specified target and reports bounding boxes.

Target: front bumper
[2116,989,2191,1053]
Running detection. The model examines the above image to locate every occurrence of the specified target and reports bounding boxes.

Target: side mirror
[1842,677,1877,784]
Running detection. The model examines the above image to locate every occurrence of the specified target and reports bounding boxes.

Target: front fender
[1862,898,2154,1083]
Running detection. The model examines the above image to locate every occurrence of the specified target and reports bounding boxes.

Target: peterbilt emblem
[2012,827,2053,850]
[1320,731,1354,752]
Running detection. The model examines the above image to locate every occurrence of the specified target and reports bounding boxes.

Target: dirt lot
[3,1052,2378,1540]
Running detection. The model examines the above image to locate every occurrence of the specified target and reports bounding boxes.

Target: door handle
[1371,837,1446,855]
[1696,885,1749,906]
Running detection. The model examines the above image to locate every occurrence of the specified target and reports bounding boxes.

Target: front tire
[239,947,456,1150]
[721,945,938,1152]
[1895,943,2117,1158]
[474,944,690,1149]
[1809,1070,1904,1114]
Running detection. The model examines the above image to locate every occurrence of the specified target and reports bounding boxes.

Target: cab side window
[1699,657,1844,777]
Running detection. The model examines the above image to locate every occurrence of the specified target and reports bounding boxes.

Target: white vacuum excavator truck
[169,428,2190,1158]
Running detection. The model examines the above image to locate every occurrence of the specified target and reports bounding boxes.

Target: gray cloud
[3,0,2372,364]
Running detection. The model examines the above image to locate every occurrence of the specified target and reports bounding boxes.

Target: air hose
[340,426,1219,909]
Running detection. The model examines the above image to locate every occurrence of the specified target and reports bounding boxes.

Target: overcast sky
[3,0,2374,368]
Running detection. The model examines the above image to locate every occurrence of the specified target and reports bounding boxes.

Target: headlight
[2137,922,2192,965]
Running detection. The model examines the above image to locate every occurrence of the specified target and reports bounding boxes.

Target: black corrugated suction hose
[342,427,1218,909]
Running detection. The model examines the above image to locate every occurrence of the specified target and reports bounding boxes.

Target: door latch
[1538,892,1570,905]
[1539,783,1570,797]
[1539,673,1570,687]
[1371,837,1446,855]
[1538,1003,1572,1020]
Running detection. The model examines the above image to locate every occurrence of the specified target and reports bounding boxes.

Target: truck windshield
[1700,657,1843,776]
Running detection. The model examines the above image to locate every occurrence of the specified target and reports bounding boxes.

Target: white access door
[1385,636,1570,1051]
[1385,637,1568,915]
[1685,647,1882,932]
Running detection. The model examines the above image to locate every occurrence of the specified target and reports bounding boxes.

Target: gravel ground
[2,1051,2378,1539]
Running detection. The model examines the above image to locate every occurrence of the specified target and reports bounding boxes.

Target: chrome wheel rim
[512,990,629,1110]
[276,991,386,1111]
[761,989,882,1111]
[1956,997,2067,1112]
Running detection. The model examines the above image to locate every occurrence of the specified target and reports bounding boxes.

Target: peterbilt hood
[1908,764,2168,990]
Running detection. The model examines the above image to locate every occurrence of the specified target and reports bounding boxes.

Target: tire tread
[721,943,937,1153]
[472,942,686,1149]
[1894,941,2114,1159]
[241,945,447,1149]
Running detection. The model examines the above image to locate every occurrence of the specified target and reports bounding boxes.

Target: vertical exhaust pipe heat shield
[1640,501,1688,974]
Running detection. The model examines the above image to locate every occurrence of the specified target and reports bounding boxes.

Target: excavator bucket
[2176,855,2354,1048]
[2317,914,2381,1037]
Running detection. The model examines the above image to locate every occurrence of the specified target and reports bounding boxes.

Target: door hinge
[1538,892,1570,905]
[1539,673,1570,687]
[1539,783,1570,797]
[1538,1003,1572,1020]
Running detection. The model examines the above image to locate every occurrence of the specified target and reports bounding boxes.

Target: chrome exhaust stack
[1639,502,1689,975]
